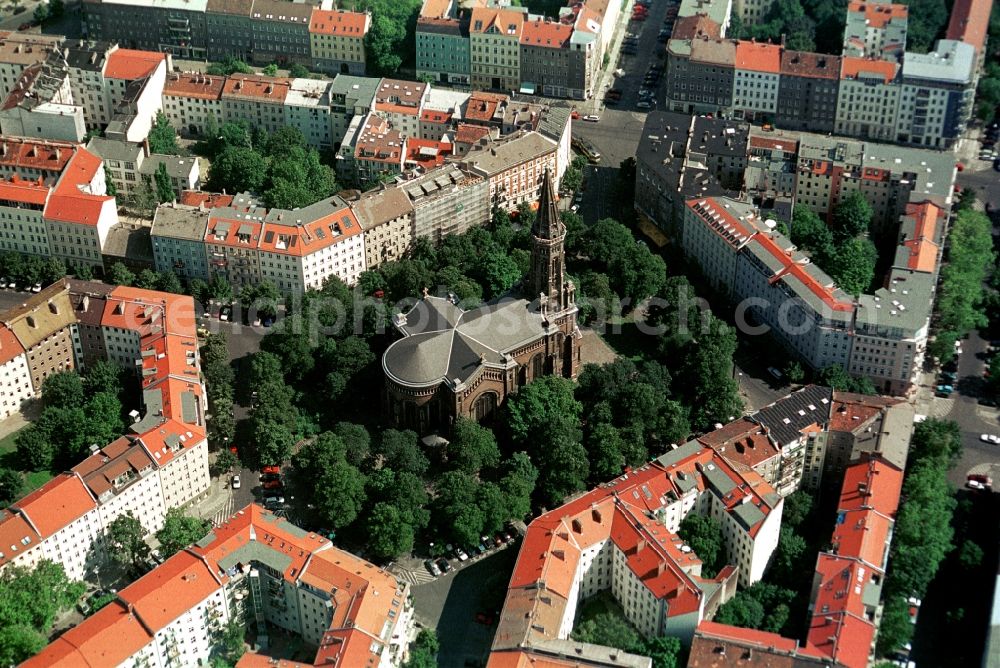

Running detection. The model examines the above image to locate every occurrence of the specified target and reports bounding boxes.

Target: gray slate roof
[752,384,833,446]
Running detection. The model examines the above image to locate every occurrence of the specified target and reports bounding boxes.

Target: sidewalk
[588,0,636,114]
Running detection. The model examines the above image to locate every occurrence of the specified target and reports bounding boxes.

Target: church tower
[529,169,574,315]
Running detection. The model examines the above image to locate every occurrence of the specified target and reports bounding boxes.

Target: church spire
[528,169,573,314]
[532,168,562,241]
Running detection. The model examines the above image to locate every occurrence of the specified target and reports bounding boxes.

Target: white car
[982,434,1000,444]
[614,68,625,77]
[231,474,241,489]
[31,283,41,293]
[582,114,600,122]
[456,548,469,561]
[967,478,986,490]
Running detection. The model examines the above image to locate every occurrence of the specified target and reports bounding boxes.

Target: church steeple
[528,169,573,315]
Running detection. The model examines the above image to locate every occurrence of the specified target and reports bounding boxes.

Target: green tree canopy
[678,515,726,577]
[148,111,180,155]
[156,507,211,558]
[0,560,85,665]
[402,629,440,668]
[447,417,501,474]
[106,511,149,573]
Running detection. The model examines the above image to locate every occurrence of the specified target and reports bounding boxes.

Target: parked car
[436,557,452,573]
[935,384,954,394]
[582,114,600,122]
[31,283,41,293]
[262,465,281,475]
[425,559,442,576]
[940,370,957,382]
[262,478,283,490]
[231,475,241,489]
[455,547,469,561]
[979,433,1000,444]
[637,100,654,110]
[0,278,7,288]
[967,473,993,489]
[474,611,496,625]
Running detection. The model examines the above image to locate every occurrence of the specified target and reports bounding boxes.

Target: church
[381,170,581,434]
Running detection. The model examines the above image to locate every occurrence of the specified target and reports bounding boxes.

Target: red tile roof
[179,190,234,208]
[119,550,223,631]
[692,621,830,666]
[0,509,40,568]
[44,147,114,227]
[698,418,781,469]
[836,456,903,517]
[735,41,782,73]
[163,71,226,100]
[753,232,855,312]
[0,322,25,365]
[0,175,48,205]
[520,19,573,48]
[0,137,76,173]
[900,201,941,273]
[309,8,369,36]
[840,57,898,83]
[223,75,291,102]
[23,602,152,667]
[848,0,908,28]
[469,6,525,36]
[455,122,491,145]
[780,51,841,79]
[670,14,722,41]
[104,48,166,80]
[12,474,96,540]
[806,555,876,668]
[946,0,992,53]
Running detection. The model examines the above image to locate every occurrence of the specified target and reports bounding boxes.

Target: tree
[367,502,415,561]
[0,560,85,665]
[207,274,233,303]
[479,249,522,298]
[507,376,582,445]
[212,448,239,477]
[402,629,440,668]
[499,452,538,521]
[262,63,279,76]
[213,619,246,665]
[678,515,725,577]
[15,426,53,471]
[714,592,766,628]
[0,468,23,506]
[875,595,914,655]
[784,360,805,383]
[827,236,877,296]
[790,207,833,263]
[147,111,180,155]
[208,146,267,194]
[106,512,149,572]
[365,13,406,75]
[572,612,644,652]
[42,257,65,284]
[33,3,48,23]
[135,268,160,290]
[376,429,430,477]
[683,316,743,429]
[448,417,501,474]
[154,162,176,203]
[333,422,371,467]
[41,371,84,408]
[253,419,295,466]
[205,57,253,77]
[157,270,184,294]
[958,539,984,569]
[156,507,210,558]
[314,459,367,529]
[48,0,64,18]
[288,63,310,78]
[782,491,813,528]
[644,636,684,668]
[107,262,135,286]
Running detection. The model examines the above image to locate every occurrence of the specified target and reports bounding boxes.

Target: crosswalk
[392,566,436,587]
[209,497,236,528]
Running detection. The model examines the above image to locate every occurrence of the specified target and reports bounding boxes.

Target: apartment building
[161,70,225,136]
[0,282,209,583]
[150,202,212,282]
[689,622,832,666]
[489,441,783,665]
[352,184,415,270]
[329,74,379,147]
[86,137,199,200]
[308,9,369,75]
[519,18,593,100]
[341,112,407,185]
[946,0,992,69]
[81,0,210,60]
[205,0,253,62]
[101,48,169,143]
[283,78,333,149]
[416,13,472,86]
[373,78,428,139]
[776,51,840,132]
[842,0,908,60]
[63,40,117,129]
[0,33,63,101]
[26,504,413,668]
[835,57,901,141]
[732,41,781,121]
[469,6,525,91]
[246,0,313,66]
[202,193,366,294]
[221,74,290,135]
[400,166,490,242]
[0,324,32,419]
[665,36,735,115]
[461,130,558,211]
[0,54,84,142]
[896,39,976,148]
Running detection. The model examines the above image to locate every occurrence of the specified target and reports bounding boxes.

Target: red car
[262,478,283,490]
[571,110,580,119]
[262,465,281,475]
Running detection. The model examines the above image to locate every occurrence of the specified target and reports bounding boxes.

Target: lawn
[0,427,53,496]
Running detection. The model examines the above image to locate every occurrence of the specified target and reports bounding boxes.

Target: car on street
[979,433,1000,444]
[231,475,241,489]
[582,114,600,122]
[31,283,41,293]
[967,473,993,489]
[637,100,654,110]
[936,384,953,394]
[436,557,452,573]
[455,547,469,561]
[425,559,441,576]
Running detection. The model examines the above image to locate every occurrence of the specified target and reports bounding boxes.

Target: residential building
[352,184,415,270]
[344,112,407,185]
[328,74,379,148]
[750,385,832,495]
[81,0,208,59]
[308,9,369,75]
[842,0,908,60]
[283,78,334,149]
[151,202,212,282]
[0,281,209,582]
[63,40,117,130]
[489,439,782,666]
[383,173,579,432]
[469,6,525,91]
[0,54,85,142]
[0,33,64,102]
[416,13,472,86]
[246,0,313,66]
[519,18,591,100]
[945,0,993,68]
[100,47,169,143]
[776,51,841,132]
[138,154,200,196]
[205,0,254,62]
[896,39,976,148]
[87,137,199,200]
[25,504,413,668]
[732,41,781,121]
[688,622,832,667]
[835,57,901,141]
[461,130,558,211]
[161,70,225,137]
[665,36,735,115]
[399,165,490,242]
[373,78,428,138]
[0,324,31,420]
[204,193,366,295]
[221,74,290,136]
